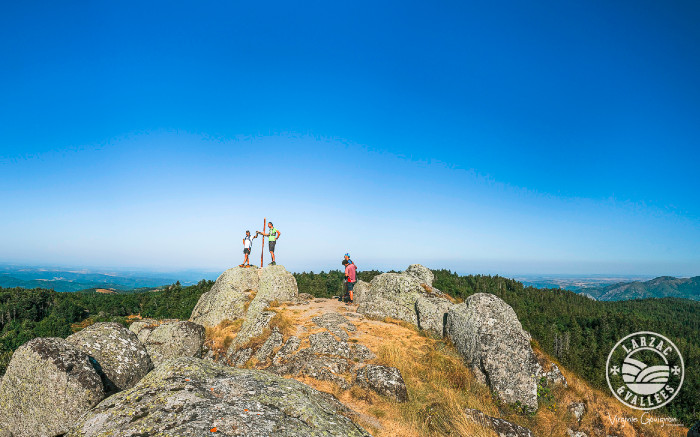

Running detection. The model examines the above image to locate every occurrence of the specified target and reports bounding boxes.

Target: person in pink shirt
[342,259,357,304]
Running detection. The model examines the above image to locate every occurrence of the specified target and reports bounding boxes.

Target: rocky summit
[67,322,152,392]
[0,263,671,437]
[0,337,106,437]
[66,357,371,437]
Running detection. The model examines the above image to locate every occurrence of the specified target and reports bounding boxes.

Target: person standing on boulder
[241,230,257,267]
[257,221,280,265]
[343,259,356,304]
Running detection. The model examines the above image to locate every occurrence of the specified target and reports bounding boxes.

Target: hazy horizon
[1,260,695,280]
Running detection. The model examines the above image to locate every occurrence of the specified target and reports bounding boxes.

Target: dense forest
[0,269,697,425]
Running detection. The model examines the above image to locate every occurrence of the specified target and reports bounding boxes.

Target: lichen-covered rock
[464,408,534,437]
[128,318,180,342]
[404,264,434,286]
[309,331,351,359]
[312,313,356,341]
[257,264,298,302]
[0,338,106,437]
[66,357,370,437]
[355,364,408,402]
[254,329,284,362]
[229,347,253,368]
[228,265,299,352]
[446,293,539,411]
[538,361,568,387]
[356,265,437,326]
[139,320,205,367]
[568,401,586,423]
[415,294,452,337]
[67,322,152,392]
[272,350,353,389]
[567,429,588,437]
[272,336,301,365]
[351,344,376,362]
[189,267,258,327]
[357,299,418,325]
[231,310,276,349]
[351,280,372,305]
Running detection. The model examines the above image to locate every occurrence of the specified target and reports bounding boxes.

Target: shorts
[346,281,355,292]
[243,248,251,255]
[269,240,276,252]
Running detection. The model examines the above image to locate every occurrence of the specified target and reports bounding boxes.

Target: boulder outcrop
[0,337,106,437]
[355,364,408,402]
[404,263,434,285]
[355,264,453,338]
[227,265,298,350]
[135,320,205,367]
[415,294,452,336]
[67,322,152,392]
[189,266,259,327]
[258,264,298,302]
[446,293,539,411]
[357,271,425,325]
[66,357,371,437]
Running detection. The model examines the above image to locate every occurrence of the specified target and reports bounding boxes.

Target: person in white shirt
[241,230,257,267]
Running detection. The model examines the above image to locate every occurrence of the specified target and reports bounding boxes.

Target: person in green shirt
[257,221,281,265]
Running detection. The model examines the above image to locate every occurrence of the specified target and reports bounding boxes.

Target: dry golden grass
[204,298,689,436]
[266,307,296,339]
[529,360,688,437]
[278,309,498,437]
[243,290,257,313]
[125,314,142,322]
[70,317,95,332]
[204,319,244,360]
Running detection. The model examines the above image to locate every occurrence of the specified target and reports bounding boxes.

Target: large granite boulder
[189,266,259,327]
[357,271,424,325]
[67,322,152,392]
[137,320,205,367]
[128,317,179,342]
[355,364,408,402]
[356,264,449,331]
[228,265,298,350]
[66,357,371,437]
[415,294,453,337]
[404,263,434,286]
[0,338,106,437]
[229,310,276,350]
[257,264,298,302]
[446,293,539,411]
[351,280,372,305]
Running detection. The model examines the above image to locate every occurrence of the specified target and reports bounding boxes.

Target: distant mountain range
[0,265,218,292]
[580,276,700,301]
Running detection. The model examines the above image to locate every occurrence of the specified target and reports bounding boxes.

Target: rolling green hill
[582,275,700,301]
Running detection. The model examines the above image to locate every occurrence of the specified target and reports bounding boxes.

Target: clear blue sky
[1,1,699,275]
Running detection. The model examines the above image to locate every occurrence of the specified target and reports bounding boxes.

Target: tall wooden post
[261,217,266,267]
